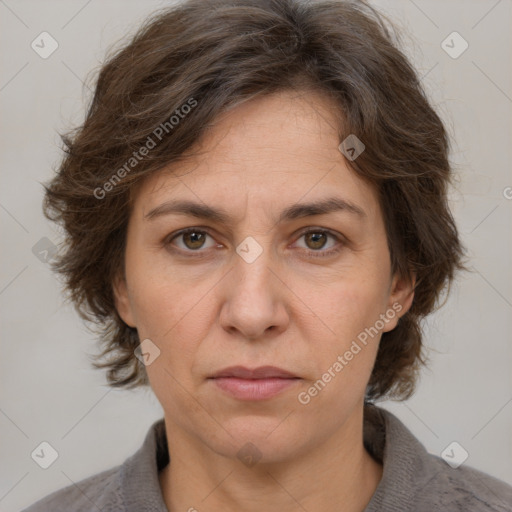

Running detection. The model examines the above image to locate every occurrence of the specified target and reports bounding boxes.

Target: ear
[382,272,415,333]
[112,273,137,328]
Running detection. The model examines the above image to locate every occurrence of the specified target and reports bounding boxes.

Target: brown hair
[44,0,465,400]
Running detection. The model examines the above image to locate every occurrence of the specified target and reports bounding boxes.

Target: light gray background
[1,0,511,510]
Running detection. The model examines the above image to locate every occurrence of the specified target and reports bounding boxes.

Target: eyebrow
[144,196,366,224]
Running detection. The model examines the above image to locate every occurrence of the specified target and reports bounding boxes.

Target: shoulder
[21,418,168,512]
[417,453,512,511]
[21,465,124,512]
[364,405,512,512]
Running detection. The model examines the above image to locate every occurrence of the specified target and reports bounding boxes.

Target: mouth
[208,365,301,401]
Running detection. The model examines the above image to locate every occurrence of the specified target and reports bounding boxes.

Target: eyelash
[164,227,345,259]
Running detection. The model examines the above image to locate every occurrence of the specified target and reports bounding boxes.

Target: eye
[292,229,344,258]
[167,228,217,252]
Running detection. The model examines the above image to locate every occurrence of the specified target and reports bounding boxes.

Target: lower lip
[210,377,300,400]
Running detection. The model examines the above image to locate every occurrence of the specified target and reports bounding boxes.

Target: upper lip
[210,365,298,379]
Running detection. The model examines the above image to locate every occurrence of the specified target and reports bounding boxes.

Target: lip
[209,366,300,401]
[210,365,298,379]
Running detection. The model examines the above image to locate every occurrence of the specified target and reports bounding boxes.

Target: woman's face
[115,90,413,464]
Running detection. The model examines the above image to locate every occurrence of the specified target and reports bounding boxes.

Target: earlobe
[383,272,415,332]
[112,274,136,328]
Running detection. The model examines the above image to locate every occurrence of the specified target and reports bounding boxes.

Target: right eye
[165,227,220,255]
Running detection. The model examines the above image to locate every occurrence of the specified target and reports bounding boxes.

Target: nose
[218,243,290,341]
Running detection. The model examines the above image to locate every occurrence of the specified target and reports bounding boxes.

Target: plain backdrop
[1,0,511,510]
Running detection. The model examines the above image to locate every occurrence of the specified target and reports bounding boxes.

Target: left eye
[294,230,339,251]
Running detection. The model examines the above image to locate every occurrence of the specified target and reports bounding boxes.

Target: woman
[24,0,512,510]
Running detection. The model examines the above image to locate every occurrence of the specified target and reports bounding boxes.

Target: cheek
[311,269,390,339]
[297,268,390,386]
[124,241,182,332]
[317,291,383,379]
[296,282,387,417]
[129,278,206,354]
[125,257,216,378]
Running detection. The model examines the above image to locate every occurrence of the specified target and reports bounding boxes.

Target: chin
[204,415,312,464]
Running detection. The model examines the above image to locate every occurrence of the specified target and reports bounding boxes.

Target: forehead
[133,90,381,224]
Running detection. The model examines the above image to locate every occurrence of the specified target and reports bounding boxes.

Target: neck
[159,404,383,512]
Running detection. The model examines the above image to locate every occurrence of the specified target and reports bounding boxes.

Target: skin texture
[114,90,414,512]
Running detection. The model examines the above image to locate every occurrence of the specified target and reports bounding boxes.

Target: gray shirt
[23,405,512,511]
